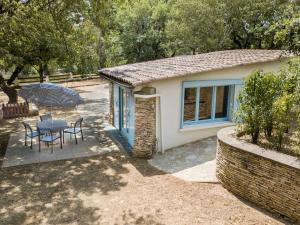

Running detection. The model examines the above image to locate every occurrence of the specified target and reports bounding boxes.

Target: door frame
[118,86,135,147]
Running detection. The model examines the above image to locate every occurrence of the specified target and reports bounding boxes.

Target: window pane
[215,86,229,118]
[184,88,197,122]
[199,87,213,120]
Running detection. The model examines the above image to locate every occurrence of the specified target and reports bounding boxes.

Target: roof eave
[98,70,135,88]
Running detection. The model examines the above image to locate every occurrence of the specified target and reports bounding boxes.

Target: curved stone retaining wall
[216,127,300,222]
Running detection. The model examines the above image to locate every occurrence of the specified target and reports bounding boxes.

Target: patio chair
[63,117,84,144]
[22,122,39,149]
[40,113,52,121]
[38,128,62,153]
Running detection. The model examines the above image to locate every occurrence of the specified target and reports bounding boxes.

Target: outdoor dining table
[37,119,68,151]
[37,119,68,133]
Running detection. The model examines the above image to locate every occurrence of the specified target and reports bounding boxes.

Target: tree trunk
[171,50,176,57]
[251,130,259,144]
[7,64,24,85]
[38,63,44,83]
[265,121,273,137]
[192,48,196,55]
[0,72,18,103]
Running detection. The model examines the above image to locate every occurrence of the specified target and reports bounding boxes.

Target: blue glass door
[119,87,135,147]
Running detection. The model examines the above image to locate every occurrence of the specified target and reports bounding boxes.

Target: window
[215,86,229,119]
[199,87,213,120]
[183,88,197,122]
[182,80,241,127]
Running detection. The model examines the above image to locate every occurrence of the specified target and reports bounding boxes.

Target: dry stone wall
[216,127,300,223]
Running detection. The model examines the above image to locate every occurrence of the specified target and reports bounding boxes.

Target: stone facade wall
[133,96,156,158]
[108,82,114,125]
[216,128,300,222]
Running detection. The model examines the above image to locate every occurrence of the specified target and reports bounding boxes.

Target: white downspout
[156,95,163,154]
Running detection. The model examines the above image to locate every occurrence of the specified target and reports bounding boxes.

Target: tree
[0,70,18,103]
[67,20,100,74]
[235,59,299,148]
[260,73,281,137]
[166,0,231,55]
[87,0,125,67]
[111,0,171,64]
[235,71,267,143]
[0,0,32,103]
[272,94,294,150]
[222,0,295,49]
[267,8,300,53]
[0,0,89,102]
[295,76,300,147]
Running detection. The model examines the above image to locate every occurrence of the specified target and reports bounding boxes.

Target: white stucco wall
[135,59,288,151]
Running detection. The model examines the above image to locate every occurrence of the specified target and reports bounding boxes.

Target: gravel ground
[0,80,291,225]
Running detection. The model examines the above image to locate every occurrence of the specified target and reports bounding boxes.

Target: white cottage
[99,49,289,158]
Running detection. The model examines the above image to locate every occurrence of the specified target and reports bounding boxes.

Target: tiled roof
[99,49,288,86]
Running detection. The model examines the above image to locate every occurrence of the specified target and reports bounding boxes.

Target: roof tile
[99,49,288,86]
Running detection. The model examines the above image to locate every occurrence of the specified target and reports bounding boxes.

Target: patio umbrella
[19,82,84,108]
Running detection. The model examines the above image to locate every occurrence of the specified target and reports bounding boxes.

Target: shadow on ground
[0,152,127,224]
[0,151,168,225]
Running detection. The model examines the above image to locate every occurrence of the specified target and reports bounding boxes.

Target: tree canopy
[0,0,299,90]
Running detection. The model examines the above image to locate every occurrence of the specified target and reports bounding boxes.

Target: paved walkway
[149,136,218,182]
[2,81,119,167]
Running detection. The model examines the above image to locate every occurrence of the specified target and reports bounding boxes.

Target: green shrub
[260,73,281,137]
[294,78,300,146]
[236,58,300,153]
[272,94,294,150]
[235,70,266,143]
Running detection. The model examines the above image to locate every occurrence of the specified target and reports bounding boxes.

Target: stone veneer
[107,82,157,158]
[132,96,156,158]
[216,127,300,223]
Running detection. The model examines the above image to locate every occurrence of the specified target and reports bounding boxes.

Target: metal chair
[38,128,62,153]
[22,122,39,149]
[63,117,84,144]
[40,113,52,121]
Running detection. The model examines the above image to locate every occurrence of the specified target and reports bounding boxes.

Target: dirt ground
[0,80,291,225]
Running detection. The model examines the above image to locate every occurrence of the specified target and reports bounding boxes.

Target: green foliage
[235,71,266,143]
[223,0,296,49]
[0,0,299,79]
[288,59,300,145]
[0,2,64,67]
[270,11,300,53]
[236,58,300,150]
[166,0,231,55]
[67,21,100,74]
[260,73,281,137]
[104,31,127,67]
[272,94,294,150]
[111,0,171,63]
[296,80,300,146]
[101,0,299,65]
[0,0,99,79]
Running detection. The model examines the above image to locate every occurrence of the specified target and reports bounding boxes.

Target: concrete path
[2,81,119,167]
[148,136,218,182]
